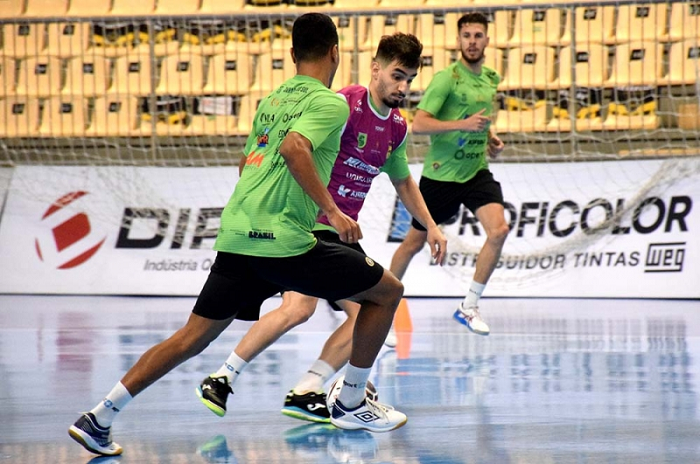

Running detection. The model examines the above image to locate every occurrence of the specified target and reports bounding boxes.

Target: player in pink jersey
[196,33,447,425]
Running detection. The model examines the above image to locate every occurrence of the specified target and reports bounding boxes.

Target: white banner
[0,159,698,298]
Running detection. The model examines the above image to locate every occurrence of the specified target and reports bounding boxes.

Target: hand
[426,224,447,265]
[326,209,362,243]
[461,109,490,132]
[487,134,504,159]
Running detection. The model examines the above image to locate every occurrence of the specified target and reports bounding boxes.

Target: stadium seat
[235,94,264,134]
[484,46,504,77]
[498,45,556,91]
[551,43,608,89]
[333,0,377,8]
[603,87,660,130]
[155,0,200,14]
[363,14,414,52]
[379,0,423,7]
[609,3,668,44]
[331,51,353,91]
[0,0,24,17]
[495,98,549,133]
[108,54,154,96]
[140,95,188,136]
[187,96,238,136]
[566,5,615,44]
[15,56,62,97]
[44,22,92,58]
[87,96,142,137]
[602,104,660,131]
[66,0,111,16]
[411,47,451,94]
[249,51,295,98]
[1,59,17,97]
[547,88,604,132]
[2,23,44,58]
[0,96,40,137]
[91,21,138,57]
[203,52,253,96]
[180,19,248,56]
[110,0,155,15]
[668,3,700,42]
[415,13,459,50]
[606,41,665,88]
[486,10,513,48]
[23,0,67,17]
[678,103,700,130]
[39,97,88,137]
[662,39,700,86]
[335,15,369,53]
[156,52,205,96]
[356,51,373,87]
[63,55,110,96]
[199,0,246,13]
[508,8,570,47]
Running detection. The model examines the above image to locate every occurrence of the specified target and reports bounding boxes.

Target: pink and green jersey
[316,85,411,231]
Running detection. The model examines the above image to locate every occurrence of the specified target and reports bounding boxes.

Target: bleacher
[0,0,698,163]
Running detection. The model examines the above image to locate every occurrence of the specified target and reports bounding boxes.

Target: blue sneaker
[281,390,331,423]
[68,412,123,456]
[453,302,490,335]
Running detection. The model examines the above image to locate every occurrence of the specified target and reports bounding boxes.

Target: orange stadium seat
[63,55,110,96]
[203,52,253,96]
[108,53,154,96]
[0,96,40,137]
[156,52,205,96]
[39,96,88,137]
[2,23,44,58]
[15,56,62,97]
[87,96,143,137]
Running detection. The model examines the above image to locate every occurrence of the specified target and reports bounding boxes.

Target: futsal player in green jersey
[390,12,509,336]
[68,14,407,457]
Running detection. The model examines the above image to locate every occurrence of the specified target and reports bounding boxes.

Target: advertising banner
[0,159,698,298]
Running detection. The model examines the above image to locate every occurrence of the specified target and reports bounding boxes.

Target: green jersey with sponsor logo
[417,60,500,183]
[214,75,350,257]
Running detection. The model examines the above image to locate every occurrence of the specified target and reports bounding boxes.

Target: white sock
[214,351,248,387]
[90,382,132,428]
[463,281,486,307]
[293,359,336,394]
[337,364,371,409]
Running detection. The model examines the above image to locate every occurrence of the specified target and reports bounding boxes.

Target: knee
[280,300,316,326]
[489,223,510,245]
[384,274,404,309]
[401,234,426,256]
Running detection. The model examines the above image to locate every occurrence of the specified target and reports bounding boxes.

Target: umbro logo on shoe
[354,410,381,423]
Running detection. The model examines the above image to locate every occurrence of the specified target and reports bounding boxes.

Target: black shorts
[192,233,383,321]
[412,169,504,231]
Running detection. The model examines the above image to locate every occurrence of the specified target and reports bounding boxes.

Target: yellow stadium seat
[484,46,504,77]
[15,56,62,97]
[109,54,153,96]
[668,3,700,42]
[602,104,660,131]
[203,52,253,95]
[564,5,615,44]
[23,0,67,17]
[187,96,238,135]
[412,47,451,93]
[356,51,373,87]
[140,95,188,136]
[0,97,40,137]
[249,51,295,98]
[485,10,512,48]
[333,0,377,8]
[44,22,92,58]
[110,0,155,15]
[416,13,460,50]
[199,0,246,13]
[495,99,548,133]
[609,3,669,45]
[362,14,414,52]
[63,55,110,96]
[39,97,88,137]
[607,41,664,88]
[156,52,205,96]
[2,23,44,58]
[87,96,142,137]
[1,59,17,97]
[235,94,264,134]
[335,15,369,53]
[662,39,700,86]
[0,0,25,18]
[498,45,555,91]
[551,43,608,90]
[508,8,569,47]
[91,21,137,58]
[155,0,200,14]
[379,0,423,7]
[331,51,353,91]
[66,0,110,16]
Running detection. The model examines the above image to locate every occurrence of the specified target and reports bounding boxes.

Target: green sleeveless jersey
[214,75,350,257]
[417,60,500,183]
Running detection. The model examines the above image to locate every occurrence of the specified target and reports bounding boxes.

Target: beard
[462,49,485,65]
[382,97,401,109]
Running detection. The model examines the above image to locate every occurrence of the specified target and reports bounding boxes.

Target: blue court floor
[1,295,700,464]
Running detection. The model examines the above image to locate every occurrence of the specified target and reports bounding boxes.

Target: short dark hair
[458,12,489,32]
[375,32,423,70]
[292,13,338,62]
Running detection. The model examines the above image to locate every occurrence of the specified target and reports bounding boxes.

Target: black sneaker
[196,375,233,417]
[68,412,123,456]
[281,390,331,423]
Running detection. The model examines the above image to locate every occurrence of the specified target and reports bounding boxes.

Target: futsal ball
[326,375,378,412]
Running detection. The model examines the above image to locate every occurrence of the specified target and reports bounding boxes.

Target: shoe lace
[364,398,392,421]
[213,376,233,394]
[460,303,481,320]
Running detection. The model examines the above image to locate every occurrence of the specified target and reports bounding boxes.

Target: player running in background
[196,33,447,424]
[68,14,408,457]
[390,12,508,336]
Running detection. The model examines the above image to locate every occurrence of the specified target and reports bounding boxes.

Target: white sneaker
[383,325,397,348]
[330,397,407,433]
[453,302,490,335]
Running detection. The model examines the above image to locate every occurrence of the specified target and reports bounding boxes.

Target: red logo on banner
[35,191,107,269]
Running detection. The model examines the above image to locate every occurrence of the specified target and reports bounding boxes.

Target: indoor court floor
[1,295,699,464]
